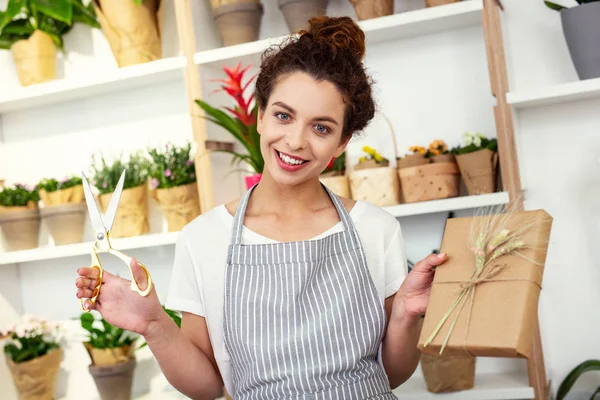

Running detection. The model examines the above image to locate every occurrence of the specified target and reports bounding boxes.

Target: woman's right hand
[75,257,163,337]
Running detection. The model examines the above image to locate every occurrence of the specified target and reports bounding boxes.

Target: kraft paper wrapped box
[418,209,553,358]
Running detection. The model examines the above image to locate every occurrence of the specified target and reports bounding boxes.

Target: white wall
[0,0,597,399]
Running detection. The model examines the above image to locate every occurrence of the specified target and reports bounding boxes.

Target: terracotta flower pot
[89,358,136,400]
[348,0,393,20]
[0,202,40,251]
[40,202,87,245]
[6,348,63,400]
[278,0,328,33]
[10,30,56,86]
[212,1,264,46]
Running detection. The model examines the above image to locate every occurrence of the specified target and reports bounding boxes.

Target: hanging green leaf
[557,360,600,400]
[30,0,72,24]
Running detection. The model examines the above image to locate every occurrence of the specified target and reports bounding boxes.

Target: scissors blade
[103,169,126,233]
[82,171,106,233]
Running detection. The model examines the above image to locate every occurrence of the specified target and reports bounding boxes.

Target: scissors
[79,169,153,312]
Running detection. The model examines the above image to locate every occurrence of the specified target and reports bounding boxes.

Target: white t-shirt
[165,199,409,394]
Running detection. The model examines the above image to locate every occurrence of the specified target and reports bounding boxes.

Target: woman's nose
[285,126,308,150]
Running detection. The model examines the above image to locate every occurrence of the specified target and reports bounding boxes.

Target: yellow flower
[362,145,376,156]
[409,145,426,155]
[359,156,367,163]
[374,153,383,162]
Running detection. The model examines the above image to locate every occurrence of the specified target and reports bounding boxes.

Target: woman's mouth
[275,150,309,171]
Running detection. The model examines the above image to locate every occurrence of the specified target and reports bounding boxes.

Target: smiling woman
[75,15,448,400]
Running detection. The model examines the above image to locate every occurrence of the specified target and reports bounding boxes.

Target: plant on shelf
[319,152,350,198]
[148,142,201,232]
[195,62,263,190]
[542,0,600,81]
[556,359,600,400]
[90,0,163,68]
[349,145,401,207]
[36,175,88,245]
[0,0,100,86]
[90,152,150,238]
[397,145,429,169]
[451,132,499,195]
[1,315,63,400]
[356,145,389,169]
[426,139,455,164]
[0,184,41,251]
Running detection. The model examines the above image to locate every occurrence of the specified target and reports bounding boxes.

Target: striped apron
[224,184,398,400]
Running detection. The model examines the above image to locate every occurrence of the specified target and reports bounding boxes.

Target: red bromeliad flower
[327,157,336,169]
[210,62,257,127]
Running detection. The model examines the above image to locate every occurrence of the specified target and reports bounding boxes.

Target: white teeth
[278,151,304,166]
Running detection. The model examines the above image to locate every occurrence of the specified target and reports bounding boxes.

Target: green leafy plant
[0,315,61,363]
[36,175,82,193]
[557,359,600,400]
[451,132,498,155]
[321,152,346,175]
[148,142,196,190]
[0,0,100,51]
[90,152,150,195]
[0,184,39,207]
[195,62,264,174]
[544,0,600,11]
[79,312,137,350]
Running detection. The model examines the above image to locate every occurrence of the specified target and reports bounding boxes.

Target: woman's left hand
[393,253,448,321]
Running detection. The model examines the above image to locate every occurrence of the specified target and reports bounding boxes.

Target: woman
[75,16,447,400]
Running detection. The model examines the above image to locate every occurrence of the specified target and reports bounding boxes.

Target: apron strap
[230,182,359,246]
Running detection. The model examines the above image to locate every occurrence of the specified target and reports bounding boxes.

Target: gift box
[418,209,553,358]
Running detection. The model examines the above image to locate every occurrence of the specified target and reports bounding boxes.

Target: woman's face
[257,71,349,187]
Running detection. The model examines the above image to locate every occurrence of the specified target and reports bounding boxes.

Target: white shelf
[0,231,179,265]
[383,192,510,218]
[394,370,534,400]
[507,76,600,109]
[0,56,186,114]
[194,0,484,69]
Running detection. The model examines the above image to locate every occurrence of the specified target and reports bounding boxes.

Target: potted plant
[210,0,263,46]
[278,0,328,33]
[91,0,164,67]
[544,0,600,80]
[319,152,349,198]
[148,141,201,232]
[79,307,181,400]
[0,184,40,251]
[37,175,87,245]
[556,359,600,400]
[0,0,100,86]
[1,315,63,400]
[349,145,401,207]
[90,151,150,238]
[397,145,429,169]
[348,0,393,20]
[451,132,498,195]
[426,139,455,164]
[195,62,264,190]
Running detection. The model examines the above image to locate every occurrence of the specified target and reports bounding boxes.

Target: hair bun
[302,16,366,61]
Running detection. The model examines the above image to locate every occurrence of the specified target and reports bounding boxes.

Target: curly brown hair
[254,16,376,141]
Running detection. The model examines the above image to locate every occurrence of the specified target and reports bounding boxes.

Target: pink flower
[165,169,172,177]
[151,178,159,189]
[186,160,193,166]
[102,182,107,189]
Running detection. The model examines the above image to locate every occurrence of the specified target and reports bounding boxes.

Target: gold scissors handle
[80,247,153,312]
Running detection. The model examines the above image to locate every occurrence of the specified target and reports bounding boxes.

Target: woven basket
[320,174,350,198]
[349,114,401,207]
[398,162,460,203]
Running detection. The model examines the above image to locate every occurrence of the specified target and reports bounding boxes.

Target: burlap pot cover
[212,2,264,46]
[89,357,136,400]
[10,30,56,87]
[397,154,429,169]
[152,182,201,232]
[420,352,475,393]
[98,185,149,238]
[455,148,498,195]
[319,175,350,198]
[92,0,163,67]
[39,185,85,206]
[349,0,393,20]
[0,203,40,251]
[40,202,87,245]
[398,162,460,203]
[6,348,63,400]
[278,0,329,33]
[84,343,135,367]
[431,153,456,164]
[349,166,400,207]
[425,0,461,7]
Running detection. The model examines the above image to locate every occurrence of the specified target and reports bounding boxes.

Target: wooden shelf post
[481,1,549,399]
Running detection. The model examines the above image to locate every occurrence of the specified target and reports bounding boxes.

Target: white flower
[473,136,482,147]
[463,132,474,146]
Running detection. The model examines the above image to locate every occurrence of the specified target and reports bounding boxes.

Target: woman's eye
[275,112,290,121]
[315,124,329,134]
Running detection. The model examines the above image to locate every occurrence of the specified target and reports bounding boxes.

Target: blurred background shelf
[383,192,509,218]
[507,76,600,109]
